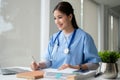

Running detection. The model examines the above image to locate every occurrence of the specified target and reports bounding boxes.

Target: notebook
[16,70,44,79]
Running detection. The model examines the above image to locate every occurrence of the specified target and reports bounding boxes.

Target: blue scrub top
[43,28,101,68]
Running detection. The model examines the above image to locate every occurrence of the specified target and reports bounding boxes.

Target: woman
[31,1,101,71]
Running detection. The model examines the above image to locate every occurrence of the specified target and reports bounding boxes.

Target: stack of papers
[72,70,97,80]
[43,68,77,79]
[43,68,96,80]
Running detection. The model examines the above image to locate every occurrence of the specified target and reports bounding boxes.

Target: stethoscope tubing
[53,29,76,52]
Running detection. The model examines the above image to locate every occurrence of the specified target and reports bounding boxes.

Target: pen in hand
[31,56,45,70]
[31,56,39,70]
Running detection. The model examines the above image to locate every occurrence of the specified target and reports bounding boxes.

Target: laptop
[0,67,30,75]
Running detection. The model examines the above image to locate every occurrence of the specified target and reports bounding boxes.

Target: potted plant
[98,51,120,63]
[98,50,120,79]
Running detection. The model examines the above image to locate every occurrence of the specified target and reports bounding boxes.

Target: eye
[54,17,56,20]
[54,15,63,20]
[58,16,62,19]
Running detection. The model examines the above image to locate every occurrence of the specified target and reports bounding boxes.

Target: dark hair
[53,1,79,29]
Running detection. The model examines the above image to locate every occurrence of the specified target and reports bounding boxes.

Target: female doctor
[31,1,101,70]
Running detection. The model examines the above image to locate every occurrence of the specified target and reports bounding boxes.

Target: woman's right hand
[30,61,39,71]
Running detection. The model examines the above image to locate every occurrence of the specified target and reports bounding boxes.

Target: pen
[94,72,102,77]
[32,56,36,62]
[32,56,41,70]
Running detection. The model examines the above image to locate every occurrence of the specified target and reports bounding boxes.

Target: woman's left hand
[58,64,80,70]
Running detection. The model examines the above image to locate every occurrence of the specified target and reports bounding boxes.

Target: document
[68,70,97,80]
[43,68,77,79]
[43,68,77,74]
[43,68,96,79]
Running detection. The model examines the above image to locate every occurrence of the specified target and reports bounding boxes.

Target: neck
[63,26,74,35]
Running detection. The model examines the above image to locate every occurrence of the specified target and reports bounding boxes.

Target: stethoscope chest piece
[53,29,76,55]
[64,48,69,54]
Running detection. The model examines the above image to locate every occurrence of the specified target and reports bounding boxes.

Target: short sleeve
[83,34,101,63]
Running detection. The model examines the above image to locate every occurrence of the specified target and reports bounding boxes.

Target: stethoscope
[52,29,76,54]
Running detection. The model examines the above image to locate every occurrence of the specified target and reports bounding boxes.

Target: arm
[82,33,101,69]
[58,63,99,70]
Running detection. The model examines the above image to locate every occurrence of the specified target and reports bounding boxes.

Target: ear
[68,14,73,21]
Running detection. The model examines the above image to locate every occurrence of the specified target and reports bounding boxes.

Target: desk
[0,67,120,80]
[0,74,120,80]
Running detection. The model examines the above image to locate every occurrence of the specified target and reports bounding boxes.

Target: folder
[16,70,44,79]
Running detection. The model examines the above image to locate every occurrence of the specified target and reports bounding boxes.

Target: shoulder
[76,28,92,39]
[77,28,95,46]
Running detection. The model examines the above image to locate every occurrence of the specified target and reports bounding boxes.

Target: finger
[30,64,35,70]
[58,67,63,70]
[58,66,64,70]
[58,64,68,70]
[30,65,35,70]
[30,62,38,70]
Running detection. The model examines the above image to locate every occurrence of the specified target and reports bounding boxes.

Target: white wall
[0,0,40,67]
[63,0,81,27]
[83,0,98,48]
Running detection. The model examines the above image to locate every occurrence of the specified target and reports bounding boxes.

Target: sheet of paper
[43,68,77,74]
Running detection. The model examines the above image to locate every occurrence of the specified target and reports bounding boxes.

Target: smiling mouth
[57,24,63,28]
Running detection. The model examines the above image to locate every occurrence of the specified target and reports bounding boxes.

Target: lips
[57,24,63,28]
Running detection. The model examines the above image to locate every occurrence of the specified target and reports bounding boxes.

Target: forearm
[58,64,88,70]
[79,63,99,70]
[85,63,99,70]
[68,64,89,70]
[59,63,99,70]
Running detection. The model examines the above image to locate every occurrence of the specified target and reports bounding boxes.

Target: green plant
[98,51,120,63]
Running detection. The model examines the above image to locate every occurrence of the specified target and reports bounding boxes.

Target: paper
[71,70,97,80]
[43,68,78,79]
[43,68,77,74]
[43,68,96,80]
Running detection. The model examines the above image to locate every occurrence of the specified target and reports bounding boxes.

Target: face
[53,10,72,31]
